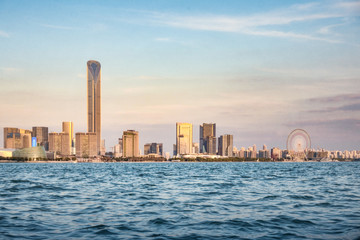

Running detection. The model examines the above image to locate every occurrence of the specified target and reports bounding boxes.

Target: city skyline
[1,0,360,153]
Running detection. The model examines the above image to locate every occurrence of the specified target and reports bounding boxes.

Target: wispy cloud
[0,30,9,38]
[308,103,360,113]
[40,24,73,30]
[142,1,358,43]
[308,93,360,103]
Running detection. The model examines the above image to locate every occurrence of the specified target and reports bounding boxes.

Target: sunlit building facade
[123,130,139,157]
[3,127,32,149]
[87,60,101,154]
[176,123,193,155]
[75,132,97,158]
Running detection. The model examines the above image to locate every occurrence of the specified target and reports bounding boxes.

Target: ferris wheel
[286,129,311,152]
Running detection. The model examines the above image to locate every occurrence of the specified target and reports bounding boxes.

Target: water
[0,162,359,240]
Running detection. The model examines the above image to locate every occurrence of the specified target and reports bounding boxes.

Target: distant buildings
[87,60,101,154]
[75,132,97,157]
[176,123,193,155]
[32,127,49,150]
[123,130,139,157]
[113,138,123,158]
[200,123,216,155]
[144,143,163,156]
[218,134,233,157]
[3,127,32,149]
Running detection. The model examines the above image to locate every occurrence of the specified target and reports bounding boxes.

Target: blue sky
[1,0,360,153]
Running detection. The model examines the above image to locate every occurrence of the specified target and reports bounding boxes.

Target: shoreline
[0,160,357,163]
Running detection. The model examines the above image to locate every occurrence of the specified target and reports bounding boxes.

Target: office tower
[49,133,61,154]
[123,130,139,157]
[62,122,74,153]
[32,127,49,150]
[87,60,101,154]
[200,123,216,154]
[176,123,193,155]
[218,134,233,157]
[75,132,97,157]
[144,143,163,156]
[4,127,32,149]
[49,132,71,155]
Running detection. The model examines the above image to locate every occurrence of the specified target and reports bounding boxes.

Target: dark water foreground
[0,162,359,240]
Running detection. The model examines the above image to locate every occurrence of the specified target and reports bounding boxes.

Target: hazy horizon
[1,0,359,153]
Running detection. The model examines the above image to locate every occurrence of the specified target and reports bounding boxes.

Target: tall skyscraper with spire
[87,60,101,154]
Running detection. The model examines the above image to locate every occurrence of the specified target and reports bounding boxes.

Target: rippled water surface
[0,162,360,239]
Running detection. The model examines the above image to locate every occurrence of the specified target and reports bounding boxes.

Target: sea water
[0,162,359,239]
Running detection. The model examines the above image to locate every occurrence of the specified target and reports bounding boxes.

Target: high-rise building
[4,127,32,149]
[123,130,139,157]
[75,132,97,157]
[218,134,233,157]
[62,122,74,153]
[32,127,49,150]
[49,132,71,156]
[87,60,101,154]
[200,123,216,154]
[144,143,163,156]
[176,123,193,155]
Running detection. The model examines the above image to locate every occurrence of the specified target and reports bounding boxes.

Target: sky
[0,0,359,153]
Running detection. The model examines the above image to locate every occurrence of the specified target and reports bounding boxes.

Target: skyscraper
[62,121,74,154]
[218,134,233,157]
[87,60,101,154]
[123,130,139,157]
[75,132,97,158]
[200,123,216,154]
[176,123,193,155]
[32,127,49,150]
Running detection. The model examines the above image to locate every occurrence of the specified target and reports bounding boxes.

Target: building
[200,123,216,154]
[192,142,199,154]
[271,147,282,160]
[176,123,193,155]
[144,143,163,156]
[87,60,101,154]
[62,122,74,154]
[12,146,46,160]
[113,138,123,158]
[49,132,71,156]
[123,130,139,157]
[75,132,97,158]
[32,127,49,150]
[3,127,32,149]
[218,134,233,157]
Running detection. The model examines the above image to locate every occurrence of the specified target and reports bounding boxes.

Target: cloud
[286,118,360,129]
[308,93,360,103]
[308,103,360,113]
[40,24,73,30]
[0,30,9,38]
[139,1,360,44]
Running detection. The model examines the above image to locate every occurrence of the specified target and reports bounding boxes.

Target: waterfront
[0,162,359,239]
